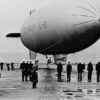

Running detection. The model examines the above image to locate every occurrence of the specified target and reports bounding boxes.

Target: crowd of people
[0,60,39,89]
[0,62,15,71]
[57,61,100,83]
[20,60,38,88]
[1,60,100,89]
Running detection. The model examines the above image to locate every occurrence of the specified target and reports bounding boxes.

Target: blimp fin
[6,33,20,38]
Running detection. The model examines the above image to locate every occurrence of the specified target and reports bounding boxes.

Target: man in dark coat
[11,62,15,71]
[6,63,10,71]
[24,62,29,82]
[77,62,83,82]
[66,62,72,82]
[30,60,39,88]
[87,62,93,82]
[28,61,33,80]
[96,62,100,82]
[0,62,4,71]
[57,62,63,82]
[20,61,28,82]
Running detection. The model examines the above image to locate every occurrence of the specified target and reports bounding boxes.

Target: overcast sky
[0,0,100,58]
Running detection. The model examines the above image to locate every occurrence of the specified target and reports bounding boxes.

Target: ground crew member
[20,61,28,82]
[87,62,93,82]
[30,60,39,88]
[6,63,10,71]
[0,62,4,71]
[11,62,15,70]
[28,61,33,80]
[24,61,29,82]
[29,61,33,70]
[96,62,100,82]
[31,67,38,88]
[66,62,72,82]
[77,62,83,82]
[57,62,63,82]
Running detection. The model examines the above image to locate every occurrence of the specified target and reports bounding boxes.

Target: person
[28,61,33,80]
[6,63,10,71]
[77,62,83,82]
[20,61,28,82]
[57,62,63,82]
[30,60,39,88]
[66,62,72,82]
[29,61,33,70]
[0,62,4,71]
[87,62,93,82]
[11,62,15,71]
[96,62,100,82]
[20,61,25,82]
[24,61,29,82]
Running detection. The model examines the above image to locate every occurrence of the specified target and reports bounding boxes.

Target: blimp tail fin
[6,33,20,38]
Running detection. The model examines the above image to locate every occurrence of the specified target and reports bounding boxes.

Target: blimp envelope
[13,0,100,55]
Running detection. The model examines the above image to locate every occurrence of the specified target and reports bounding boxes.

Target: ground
[0,64,100,100]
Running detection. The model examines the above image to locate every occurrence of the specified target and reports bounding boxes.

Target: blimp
[6,0,100,64]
